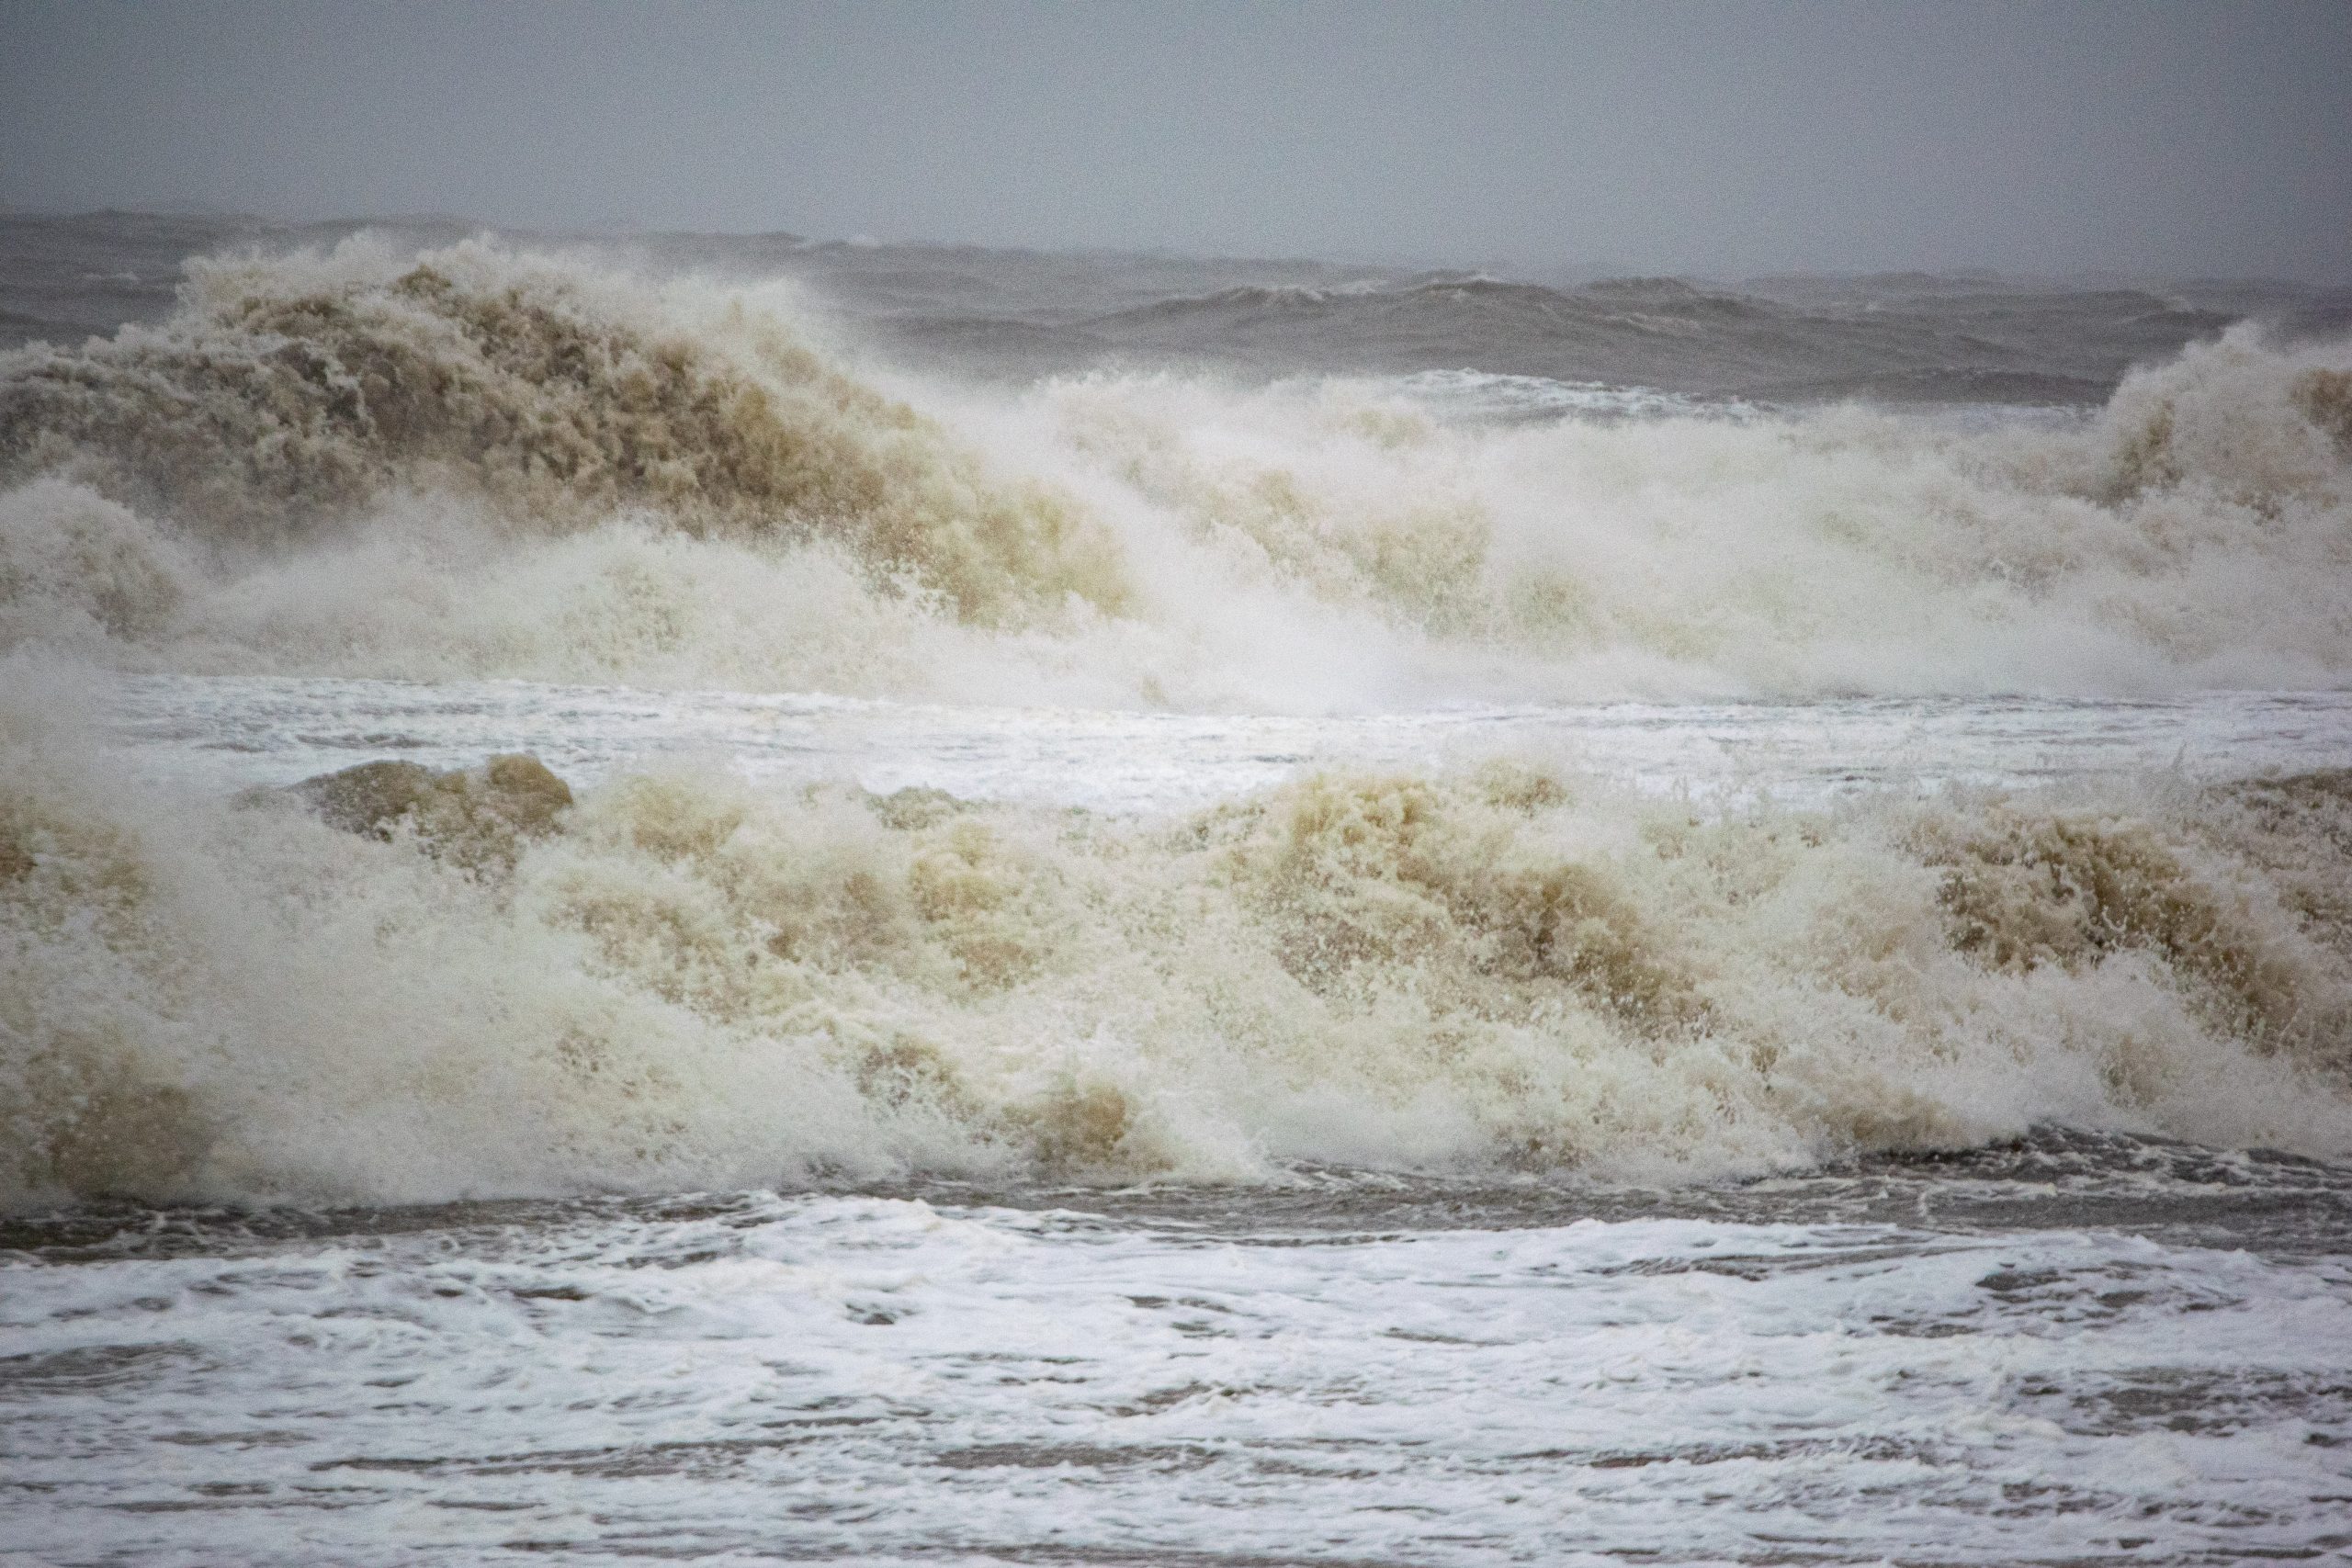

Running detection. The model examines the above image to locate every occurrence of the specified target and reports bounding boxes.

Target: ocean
[3,213,2350,1564]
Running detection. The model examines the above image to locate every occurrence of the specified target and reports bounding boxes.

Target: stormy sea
[5,210,2352,1565]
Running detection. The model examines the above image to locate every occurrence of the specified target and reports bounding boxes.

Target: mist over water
[4,214,2352,1564]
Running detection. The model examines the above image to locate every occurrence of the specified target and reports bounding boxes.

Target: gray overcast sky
[3,0,2347,279]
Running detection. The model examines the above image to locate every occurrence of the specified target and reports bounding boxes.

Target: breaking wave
[0,237,2347,707]
[4,237,2351,1207]
[0,238,1125,624]
[5,673,2351,1206]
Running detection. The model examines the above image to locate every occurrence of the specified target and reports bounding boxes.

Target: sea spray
[0,239,2346,705]
[0,237,1128,621]
[4,235,2351,1208]
[6,706,2347,1206]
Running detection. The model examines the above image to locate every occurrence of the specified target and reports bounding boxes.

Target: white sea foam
[0,238,2346,709]
[3,239,2351,1208]
[6,1193,2350,1564]
[6,667,2349,1207]
[1391,367,1753,422]
[6,230,2352,1564]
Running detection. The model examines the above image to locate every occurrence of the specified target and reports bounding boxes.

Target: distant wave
[1088,273,1696,328]
[1079,269,2233,397]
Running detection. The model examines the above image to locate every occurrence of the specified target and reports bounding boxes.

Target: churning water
[4,216,2351,1563]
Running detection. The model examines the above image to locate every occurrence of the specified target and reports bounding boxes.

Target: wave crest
[0,241,2348,705]
[0,239,1126,621]
[6,722,2348,1205]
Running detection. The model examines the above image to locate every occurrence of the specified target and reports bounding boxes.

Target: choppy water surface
[7,1139,2352,1566]
[99,675,2352,812]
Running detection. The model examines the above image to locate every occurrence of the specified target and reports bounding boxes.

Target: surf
[1,234,2347,709]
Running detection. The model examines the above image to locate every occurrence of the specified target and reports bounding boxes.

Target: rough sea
[4,213,2351,1564]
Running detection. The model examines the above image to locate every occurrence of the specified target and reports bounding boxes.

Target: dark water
[15,1127,2351,1265]
[8,209,2350,399]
